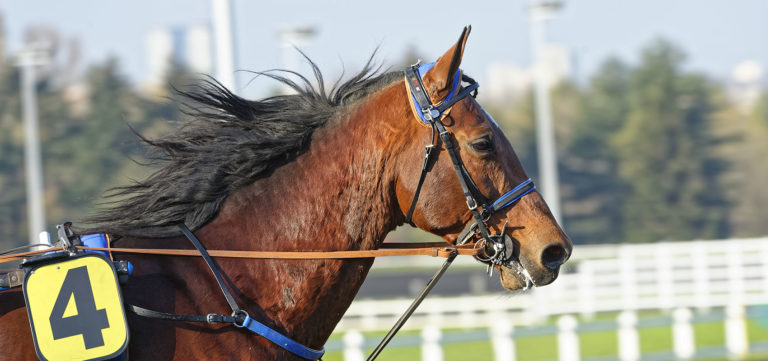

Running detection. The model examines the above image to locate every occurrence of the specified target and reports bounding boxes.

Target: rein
[0,242,477,264]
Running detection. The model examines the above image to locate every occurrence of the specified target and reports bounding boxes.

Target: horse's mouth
[497,259,561,291]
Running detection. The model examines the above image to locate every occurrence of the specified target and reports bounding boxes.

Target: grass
[323,308,768,361]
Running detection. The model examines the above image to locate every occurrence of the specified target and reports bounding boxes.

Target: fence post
[618,310,640,361]
[727,242,745,306]
[343,330,365,361]
[578,263,596,319]
[557,315,580,361]
[620,245,638,311]
[491,317,516,361]
[673,308,695,360]
[725,303,748,359]
[692,241,711,311]
[656,244,674,310]
[421,325,443,361]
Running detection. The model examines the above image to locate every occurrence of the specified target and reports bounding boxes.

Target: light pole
[211,0,238,91]
[278,27,317,94]
[16,43,50,247]
[528,0,563,224]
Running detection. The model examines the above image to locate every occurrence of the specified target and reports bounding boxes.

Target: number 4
[49,266,110,349]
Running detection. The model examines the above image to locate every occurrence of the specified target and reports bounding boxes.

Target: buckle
[466,198,478,210]
[423,106,439,121]
[206,313,219,324]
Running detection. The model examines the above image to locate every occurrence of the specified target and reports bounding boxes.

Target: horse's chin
[497,263,561,291]
[498,267,530,291]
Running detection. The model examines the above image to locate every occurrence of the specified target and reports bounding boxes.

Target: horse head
[395,26,572,291]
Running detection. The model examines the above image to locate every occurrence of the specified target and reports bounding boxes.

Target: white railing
[336,237,768,332]
[327,305,768,361]
[330,305,768,361]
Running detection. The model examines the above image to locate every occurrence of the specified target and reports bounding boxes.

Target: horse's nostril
[541,244,568,270]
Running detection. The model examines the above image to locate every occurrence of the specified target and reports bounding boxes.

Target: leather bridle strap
[403,65,492,243]
[403,64,480,224]
[403,64,536,254]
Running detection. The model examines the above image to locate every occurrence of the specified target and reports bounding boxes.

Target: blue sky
[2,0,766,98]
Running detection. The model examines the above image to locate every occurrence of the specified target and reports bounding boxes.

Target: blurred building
[145,24,212,94]
[728,59,765,113]
[485,44,573,104]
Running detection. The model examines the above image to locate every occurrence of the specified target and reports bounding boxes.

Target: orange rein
[0,242,479,263]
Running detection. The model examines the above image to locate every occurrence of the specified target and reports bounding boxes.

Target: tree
[714,93,768,236]
[613,40,729,242]
[558,59,631,243]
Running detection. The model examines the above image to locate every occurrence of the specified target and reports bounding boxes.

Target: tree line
[0,37,766,249]
[489,39,768,244]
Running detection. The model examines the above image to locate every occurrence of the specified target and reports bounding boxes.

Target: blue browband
[410,62,462,123]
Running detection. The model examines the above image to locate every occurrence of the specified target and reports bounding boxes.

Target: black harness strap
[405,126,437,223]
[178,224,241,316]
[432,119,494,243]
[127,304,235,324]
[126,224,245,325]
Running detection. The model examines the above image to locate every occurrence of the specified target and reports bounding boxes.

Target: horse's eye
[471,136,494,153]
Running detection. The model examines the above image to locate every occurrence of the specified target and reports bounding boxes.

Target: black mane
[88,58,401,238]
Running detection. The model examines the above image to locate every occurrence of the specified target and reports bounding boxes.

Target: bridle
[403,62,536,279]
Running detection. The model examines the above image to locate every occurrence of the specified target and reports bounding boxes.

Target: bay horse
[0,27,571,360]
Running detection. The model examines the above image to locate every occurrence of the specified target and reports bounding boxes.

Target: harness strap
[178,224,240,315]
[432,120,493,243]
[240,316,325,361]
[405,125,437,223]
[127,304,235,324]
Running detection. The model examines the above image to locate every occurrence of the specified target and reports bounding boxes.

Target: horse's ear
[423,25,471,102]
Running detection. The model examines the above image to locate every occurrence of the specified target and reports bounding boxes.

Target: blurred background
[1,1,766,360]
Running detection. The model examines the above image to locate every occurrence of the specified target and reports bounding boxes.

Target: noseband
[403,63,536,278]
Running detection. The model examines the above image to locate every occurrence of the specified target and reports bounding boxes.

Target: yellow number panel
[23,253,128,361]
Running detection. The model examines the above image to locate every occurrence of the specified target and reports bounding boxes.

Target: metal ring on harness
[232,309,250,328]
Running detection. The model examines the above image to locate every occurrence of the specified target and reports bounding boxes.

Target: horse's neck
[190,84,406,348]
